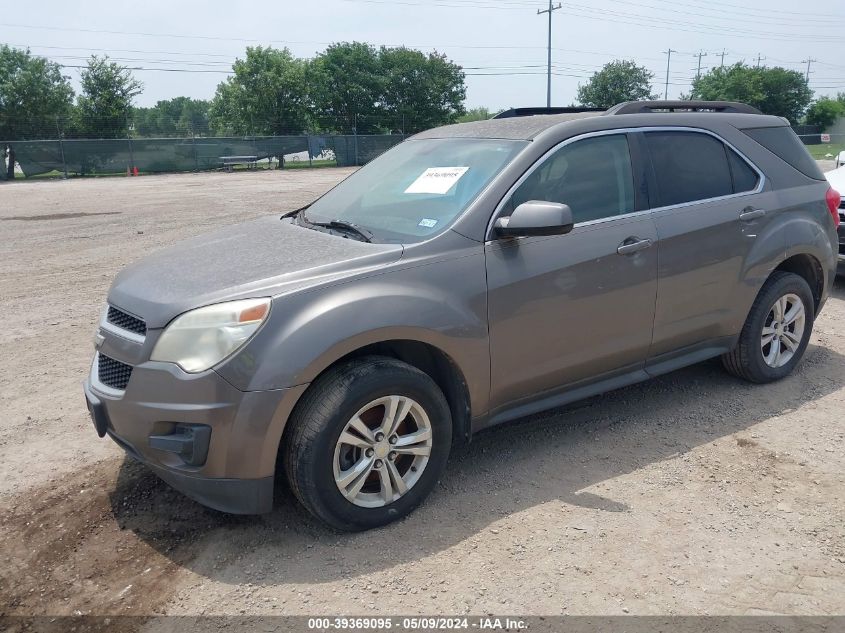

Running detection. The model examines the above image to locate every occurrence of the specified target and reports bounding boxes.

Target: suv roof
[416,100,783,142]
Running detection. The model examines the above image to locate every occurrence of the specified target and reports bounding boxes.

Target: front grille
[97,354,133,391]
[107,306,146,336]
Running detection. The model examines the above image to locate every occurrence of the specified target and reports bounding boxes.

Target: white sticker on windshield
[404,167,469,195]
[418,218,438,228]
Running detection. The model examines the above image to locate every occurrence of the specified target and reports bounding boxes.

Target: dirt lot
[1,169,844,624]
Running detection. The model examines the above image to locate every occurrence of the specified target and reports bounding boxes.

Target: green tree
[457,107,494,123]
[309,42,384,133]
[209,47,309,135]
[0,45,74,179]
[134,97,210,137]
[805,96,844,129]
[577,60,657,108]
[75,55,143,138]
[689,63,812,124]
[379,47,465,133]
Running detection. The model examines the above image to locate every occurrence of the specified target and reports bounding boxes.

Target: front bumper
[83,359,308,514]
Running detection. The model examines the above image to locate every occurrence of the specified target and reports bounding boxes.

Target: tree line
[1,43,466,138]
[3,41,842,180]
[575,59,834,127]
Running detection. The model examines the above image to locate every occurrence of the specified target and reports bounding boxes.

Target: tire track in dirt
[0,456,248,629]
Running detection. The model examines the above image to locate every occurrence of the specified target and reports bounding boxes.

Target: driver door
[485,132,659,411]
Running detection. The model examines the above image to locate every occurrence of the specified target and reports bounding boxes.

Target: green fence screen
[3,134,406,177]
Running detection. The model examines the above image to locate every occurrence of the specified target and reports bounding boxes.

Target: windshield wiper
[280,204,309,219]
[309,219,374,243]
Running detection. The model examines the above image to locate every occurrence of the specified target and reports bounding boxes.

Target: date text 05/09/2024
[307,617,527,631]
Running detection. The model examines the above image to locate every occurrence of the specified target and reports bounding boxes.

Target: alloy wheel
[332,395,433,508]
[761,293,806,368]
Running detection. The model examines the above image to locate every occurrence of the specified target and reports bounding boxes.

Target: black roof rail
[605,100,762,115]
[493,106,604,119]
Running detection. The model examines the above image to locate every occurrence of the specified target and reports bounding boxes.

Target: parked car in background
[84,101,840,531]
[835,150,845,168]
[823,164,845,275]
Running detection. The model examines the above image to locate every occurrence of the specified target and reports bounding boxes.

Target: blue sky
[4,0,844,109]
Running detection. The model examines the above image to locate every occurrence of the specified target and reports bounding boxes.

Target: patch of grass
[284,159,338,169]
[807,143,845,160]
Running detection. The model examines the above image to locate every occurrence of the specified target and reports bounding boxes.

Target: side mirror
[494,200,574,238]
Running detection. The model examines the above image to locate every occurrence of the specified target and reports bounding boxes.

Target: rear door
[643,129,770,362]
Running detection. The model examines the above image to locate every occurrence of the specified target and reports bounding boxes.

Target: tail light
[826,187,841,229]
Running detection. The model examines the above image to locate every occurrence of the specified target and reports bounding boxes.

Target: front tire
[283,356,452,531]
[722,271,814,383]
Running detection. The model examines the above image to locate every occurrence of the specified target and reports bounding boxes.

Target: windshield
[304,138,528,242]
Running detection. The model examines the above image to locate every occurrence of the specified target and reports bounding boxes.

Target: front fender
[216,250,491,415]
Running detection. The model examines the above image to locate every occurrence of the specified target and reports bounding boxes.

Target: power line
[333,0,845,41]
[660,0,845,20]
[589,0,837,28]
[557,4,841,43]
[4,4,843,48]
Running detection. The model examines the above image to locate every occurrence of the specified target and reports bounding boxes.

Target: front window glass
[507,134,635,224]
[305,138,527,242]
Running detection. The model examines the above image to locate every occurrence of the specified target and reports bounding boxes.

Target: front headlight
[151,298,271,373]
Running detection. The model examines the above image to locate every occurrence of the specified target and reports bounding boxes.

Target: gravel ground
[1,168,844,625]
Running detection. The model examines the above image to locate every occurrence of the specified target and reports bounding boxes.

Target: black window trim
[486,126,765,241]
[725,143,762,194]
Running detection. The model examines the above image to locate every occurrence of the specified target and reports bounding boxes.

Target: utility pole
[663,49,675,100]
[755,53,766,68]
[537,1,562,108]
[802,58,816,82]
[56,116,68,179]
[125,110,135,175]
[694,50,708,79]
[716,48,726,68]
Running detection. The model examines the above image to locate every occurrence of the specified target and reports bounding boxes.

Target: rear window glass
[645,131,733,206]
[727,148,760,193]
[742,126,824,180]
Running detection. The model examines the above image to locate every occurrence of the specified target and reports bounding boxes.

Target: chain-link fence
[4,123,843,181]
[0,133,407,179]
[794,128,845,166]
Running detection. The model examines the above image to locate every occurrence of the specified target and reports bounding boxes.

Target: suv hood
[108,216,403,328]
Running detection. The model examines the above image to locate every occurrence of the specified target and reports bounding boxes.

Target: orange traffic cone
[133,166,139,177]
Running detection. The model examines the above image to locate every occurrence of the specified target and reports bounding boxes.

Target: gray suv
[84,101,841,531]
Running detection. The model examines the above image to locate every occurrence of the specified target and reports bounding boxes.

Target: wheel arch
[772,252,825,314]
[280,338,474,458]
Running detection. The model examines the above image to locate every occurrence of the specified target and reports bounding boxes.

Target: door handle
[617,237,653,255]
[739,207,766,222]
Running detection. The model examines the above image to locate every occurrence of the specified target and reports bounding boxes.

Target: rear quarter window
[727,147,760,193]
[742,126,824,180]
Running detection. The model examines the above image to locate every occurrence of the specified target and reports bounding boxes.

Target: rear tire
[722,271,814,383]
[283,356,452,531]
